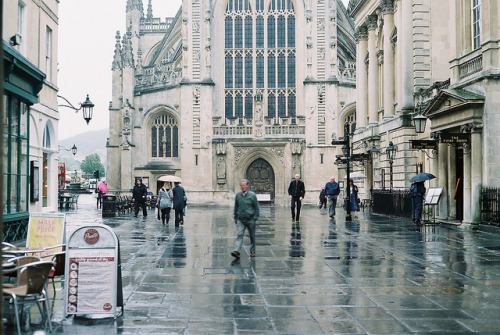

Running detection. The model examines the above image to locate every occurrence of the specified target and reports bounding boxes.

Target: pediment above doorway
[424,88,485,119]
[423,88,485,133]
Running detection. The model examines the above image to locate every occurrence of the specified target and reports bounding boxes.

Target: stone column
[471,127,483,224]
[438,142,448,219]
[463,145,472,223]
[382,1,395,117]
[400,0,414,112]
[366,15,379,125]
[355,26,368,129]
[447,146,457,219]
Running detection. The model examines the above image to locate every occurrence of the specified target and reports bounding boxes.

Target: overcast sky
[58,0,350,140]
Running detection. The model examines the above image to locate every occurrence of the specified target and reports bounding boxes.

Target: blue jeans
[234,220,256,254]
[328,195,338,216]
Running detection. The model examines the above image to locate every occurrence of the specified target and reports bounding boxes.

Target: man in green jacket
[232,179,260,258]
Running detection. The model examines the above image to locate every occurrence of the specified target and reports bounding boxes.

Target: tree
[80,153,106,178]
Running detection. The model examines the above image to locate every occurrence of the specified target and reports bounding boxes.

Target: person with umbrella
[96,180,108,209]
[409,173,435,225]
[172,181,186,226]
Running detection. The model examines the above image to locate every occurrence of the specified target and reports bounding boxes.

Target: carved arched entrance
[246,158,275,201]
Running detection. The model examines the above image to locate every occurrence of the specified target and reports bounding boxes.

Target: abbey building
[107,0,357,204]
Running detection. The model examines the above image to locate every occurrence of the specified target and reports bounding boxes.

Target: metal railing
[372,189,412,219]
[481,187,500,225]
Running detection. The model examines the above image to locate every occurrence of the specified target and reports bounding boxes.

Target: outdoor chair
[3,260,54,335]
[70,194,79,208]
[3,256,42,285]
[41,251,66,314]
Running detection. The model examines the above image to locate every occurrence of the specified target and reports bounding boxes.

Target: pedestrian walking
[132,178,148,217]
[318,187,327,209]
[345,180,360,218]
[324,177,340,217]
[409,181,426,225]
[172,182,186,227]
[288,174,305,222]
[96,180,108,208]
[157,182,173,226]
[232,179,260,259]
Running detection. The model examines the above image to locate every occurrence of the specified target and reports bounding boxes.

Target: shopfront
[3,41,45,241]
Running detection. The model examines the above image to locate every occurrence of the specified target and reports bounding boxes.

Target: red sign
[84,229,100,245]
[103,303,112,312]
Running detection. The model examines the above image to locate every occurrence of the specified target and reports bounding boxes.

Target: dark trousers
[160,207,171,224]
[134,200,147,217]
[175,209,183,226]
[97,192,102,208]
[291,197,302,221]
[319,197,327,209]
[412,196,423,223]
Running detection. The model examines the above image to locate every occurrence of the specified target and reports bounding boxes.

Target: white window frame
[46,26,52,82]
[471,0,482,50]
[17,1,27,54]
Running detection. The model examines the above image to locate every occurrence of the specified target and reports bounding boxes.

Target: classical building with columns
[107,0,357,205]
[349,0,500,224]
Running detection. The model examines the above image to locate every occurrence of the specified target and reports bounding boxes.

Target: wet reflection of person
[290,222,305,258]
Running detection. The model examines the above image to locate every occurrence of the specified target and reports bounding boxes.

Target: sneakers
[231,251,240,259]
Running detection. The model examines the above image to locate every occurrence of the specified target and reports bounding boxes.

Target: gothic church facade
[107,0,357,205]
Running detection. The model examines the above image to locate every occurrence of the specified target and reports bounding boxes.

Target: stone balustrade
[459,54,483,79]
[140,18,174,33]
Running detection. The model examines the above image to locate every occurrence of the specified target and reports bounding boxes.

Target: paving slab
[4,194,500,334]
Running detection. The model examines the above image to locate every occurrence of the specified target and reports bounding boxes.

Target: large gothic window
[151,114,178,158]
[224,0,296,119]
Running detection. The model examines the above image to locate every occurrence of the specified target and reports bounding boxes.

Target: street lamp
[57,94,95,125]
[413,114,427,134]
[58,144,78,156]
[386,141,397,191]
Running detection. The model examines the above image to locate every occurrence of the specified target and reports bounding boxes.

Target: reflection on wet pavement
[6,194,500,334]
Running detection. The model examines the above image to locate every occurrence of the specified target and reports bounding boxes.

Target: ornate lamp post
[343,122,352,222]
[386,141,397,191]
[57,94,95,125]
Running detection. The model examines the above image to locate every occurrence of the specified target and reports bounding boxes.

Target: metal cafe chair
[3,256,42,286]
[3,260,55,335]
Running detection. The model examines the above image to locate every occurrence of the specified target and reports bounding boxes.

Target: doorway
[246,158,275,201]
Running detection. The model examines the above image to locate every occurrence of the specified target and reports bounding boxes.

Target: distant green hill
[59,129,108,170]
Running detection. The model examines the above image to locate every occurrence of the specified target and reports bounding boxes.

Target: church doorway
[246,158,275,202]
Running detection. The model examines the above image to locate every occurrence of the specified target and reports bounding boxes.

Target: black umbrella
[410,173,436,183]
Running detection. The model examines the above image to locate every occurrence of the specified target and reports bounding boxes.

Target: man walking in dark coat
[172,182,186,227]
[288,174,306,222]
[232,179,260,258]
[132,178,148,217]
[325,177,340,218]
[410,181,426,225]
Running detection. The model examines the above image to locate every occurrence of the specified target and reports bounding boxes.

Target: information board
[66,225,119,318]
[424,187,443,205]
[256,193,271,202]
[26,213,65,256]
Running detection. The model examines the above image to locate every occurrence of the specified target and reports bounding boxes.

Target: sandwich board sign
[65,225,120,318]
[26,212,65,256]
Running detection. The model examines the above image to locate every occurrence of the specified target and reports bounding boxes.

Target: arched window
[42,124,51,148]
[151,114,179,158]
[224,0,296,119]
[343,111,356,136]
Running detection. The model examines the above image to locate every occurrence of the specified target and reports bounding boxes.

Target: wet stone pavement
[6,194,500,334]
